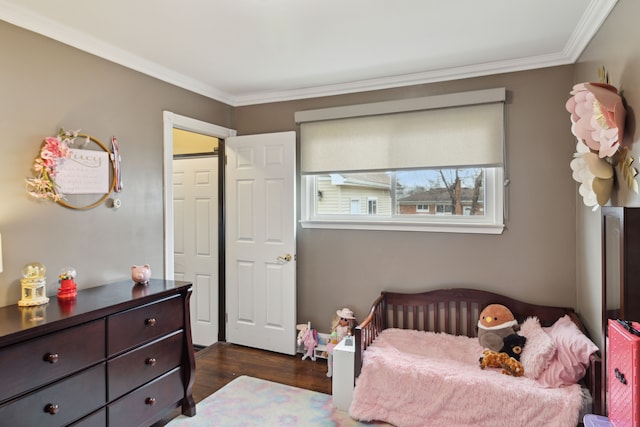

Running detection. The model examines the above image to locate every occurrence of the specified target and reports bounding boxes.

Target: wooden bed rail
[353,287,602,414]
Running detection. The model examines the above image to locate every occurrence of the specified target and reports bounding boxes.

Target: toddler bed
[351,288,601,427]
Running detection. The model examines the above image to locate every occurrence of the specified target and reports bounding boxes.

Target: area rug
[167,375,390,427]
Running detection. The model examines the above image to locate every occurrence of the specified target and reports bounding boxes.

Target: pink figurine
[131,264,151,284]
[297,322,318,361]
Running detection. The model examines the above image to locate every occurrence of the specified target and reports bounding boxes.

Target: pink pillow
[537,315,599,387]
[518,317,556,379]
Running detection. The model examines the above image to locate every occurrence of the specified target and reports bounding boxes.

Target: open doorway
[163,112,236,346]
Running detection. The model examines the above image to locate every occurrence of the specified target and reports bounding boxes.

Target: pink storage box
[608,319,640,427]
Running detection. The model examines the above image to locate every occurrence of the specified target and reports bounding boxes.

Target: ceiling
[0,0,618,106]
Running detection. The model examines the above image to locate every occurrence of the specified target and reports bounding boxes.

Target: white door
[173,156,219,347]
[226,131,297,355]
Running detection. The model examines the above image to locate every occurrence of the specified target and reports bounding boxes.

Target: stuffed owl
[477,304,518,352]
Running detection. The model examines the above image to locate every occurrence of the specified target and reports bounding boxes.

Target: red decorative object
[57,278,77,299]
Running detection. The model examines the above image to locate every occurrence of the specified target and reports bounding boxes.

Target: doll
[326,308,357,377]
[297,322,318,361]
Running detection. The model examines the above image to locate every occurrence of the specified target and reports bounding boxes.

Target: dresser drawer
[0,319,105,403]
[108,367,184,427]
[0,363,106,427]
[108,296,184,356]
[108,330,184,401]
[69,408,106,427]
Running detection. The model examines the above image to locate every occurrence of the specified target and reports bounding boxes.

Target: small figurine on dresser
[57,266,77,299]
[326,308,357,377]
[131,264,151,285]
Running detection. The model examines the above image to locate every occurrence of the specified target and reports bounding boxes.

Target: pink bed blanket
[349,329,585,427]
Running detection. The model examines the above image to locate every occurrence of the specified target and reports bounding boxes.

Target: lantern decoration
[18,262,49,306]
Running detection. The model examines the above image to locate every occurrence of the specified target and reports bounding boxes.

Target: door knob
[277,254,293,263]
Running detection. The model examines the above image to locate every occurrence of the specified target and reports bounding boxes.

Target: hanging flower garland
[25,129,88,202]
[566,67,638,210]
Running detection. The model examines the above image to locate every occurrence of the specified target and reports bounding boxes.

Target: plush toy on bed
[499,333,527,361]
[477,304,519,352]
[479,349,525,377]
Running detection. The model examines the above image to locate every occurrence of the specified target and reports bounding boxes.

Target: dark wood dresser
[0,279,196,427]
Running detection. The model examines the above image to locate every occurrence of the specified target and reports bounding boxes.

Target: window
[368,198,378,215]
[296,88,506,234]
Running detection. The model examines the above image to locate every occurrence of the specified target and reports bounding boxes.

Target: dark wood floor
[191,341,332,402]
[159,342,333,425]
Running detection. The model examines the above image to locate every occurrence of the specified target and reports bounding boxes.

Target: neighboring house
[317,173,392,215]
[398,187,485,216]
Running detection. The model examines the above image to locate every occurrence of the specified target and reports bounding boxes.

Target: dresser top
[0,279,192,347]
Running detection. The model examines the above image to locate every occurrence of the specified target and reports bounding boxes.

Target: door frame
[162,111,236,341]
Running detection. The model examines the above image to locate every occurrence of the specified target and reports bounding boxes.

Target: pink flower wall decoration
[26,129,84,202]
[566,83,625,158]
[566,76,637,209]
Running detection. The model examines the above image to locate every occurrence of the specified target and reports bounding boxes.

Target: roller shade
[297,88,505,174]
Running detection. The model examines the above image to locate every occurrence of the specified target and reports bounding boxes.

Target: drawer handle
[145,318,157,326]
[45,403,59,415]
[145,357,157,366]
[44,353,59,364]
[145,397,156,406]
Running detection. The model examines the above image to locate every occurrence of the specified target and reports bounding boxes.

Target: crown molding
[0,0,617,107]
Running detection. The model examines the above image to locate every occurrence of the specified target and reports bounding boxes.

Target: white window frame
[297,88,506,235]
[300,168,504,234]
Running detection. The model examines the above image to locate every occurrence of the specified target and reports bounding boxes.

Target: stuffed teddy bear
[479,349,525,377]
[477,304,519,352]
[499,333,527,361]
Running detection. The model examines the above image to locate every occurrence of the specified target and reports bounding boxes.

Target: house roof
[0,0,618,105]
[331,173,391,189]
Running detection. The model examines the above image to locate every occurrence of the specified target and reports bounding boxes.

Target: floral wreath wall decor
[26,128,122,209]
[26,129,80,202]
[566,67,638,210]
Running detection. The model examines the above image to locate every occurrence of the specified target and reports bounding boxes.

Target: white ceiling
[0,0,617,106]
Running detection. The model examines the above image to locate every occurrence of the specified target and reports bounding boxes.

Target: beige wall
[4,11,617,341]
[574,0,640,348]
[0,21,232,307]
[236,66,578,330]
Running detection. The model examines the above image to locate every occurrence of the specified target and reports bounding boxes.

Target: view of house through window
[312,167,485,217]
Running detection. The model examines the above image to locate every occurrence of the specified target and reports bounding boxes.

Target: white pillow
[518,316,557,379]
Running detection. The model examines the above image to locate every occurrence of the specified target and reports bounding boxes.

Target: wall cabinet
[0,279,195,426]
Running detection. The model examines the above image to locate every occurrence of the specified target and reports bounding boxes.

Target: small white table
[332,335,355,411]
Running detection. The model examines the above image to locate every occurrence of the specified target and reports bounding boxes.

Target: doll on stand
[326,308,357,377]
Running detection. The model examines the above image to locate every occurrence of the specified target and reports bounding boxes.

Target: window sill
[299,220,505,234]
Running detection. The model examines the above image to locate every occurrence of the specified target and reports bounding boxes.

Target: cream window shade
[297,88,506,174]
